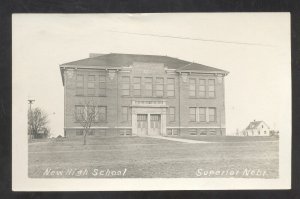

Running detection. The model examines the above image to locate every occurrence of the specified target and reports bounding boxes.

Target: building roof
[60,53,228,73]
[246,121,269,130]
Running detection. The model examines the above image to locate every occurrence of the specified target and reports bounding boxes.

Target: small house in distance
[245,120,270,136]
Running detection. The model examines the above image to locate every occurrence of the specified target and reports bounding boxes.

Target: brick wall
[63,63,226,137]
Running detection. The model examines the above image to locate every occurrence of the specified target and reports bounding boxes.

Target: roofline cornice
[60,65,121,70]
[177,70,229,76]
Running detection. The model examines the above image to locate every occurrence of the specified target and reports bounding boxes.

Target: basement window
[189,129,197,136]
[199,131,207,136]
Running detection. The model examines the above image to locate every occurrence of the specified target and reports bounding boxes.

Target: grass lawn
[28,136,279,178]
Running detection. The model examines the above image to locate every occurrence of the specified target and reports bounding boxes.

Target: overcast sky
[12,13,291,136]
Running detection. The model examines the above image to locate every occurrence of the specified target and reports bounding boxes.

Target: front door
[149,114,161,136]
[137,114,148,136]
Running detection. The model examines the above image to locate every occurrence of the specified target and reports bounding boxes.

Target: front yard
[28,136,279,178]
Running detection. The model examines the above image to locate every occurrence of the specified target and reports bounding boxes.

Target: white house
[245,120,270,136]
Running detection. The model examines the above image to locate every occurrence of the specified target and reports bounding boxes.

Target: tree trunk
[83,130,87,145]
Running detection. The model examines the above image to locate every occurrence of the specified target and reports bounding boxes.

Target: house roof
[246,121,265,130]
[60,53,228,73]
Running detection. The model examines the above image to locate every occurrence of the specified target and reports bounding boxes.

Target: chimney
[89,53,105,58]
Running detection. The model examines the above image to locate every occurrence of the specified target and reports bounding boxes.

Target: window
[199,131,207,136]
[189,78,196,97]
[167,129,179,136]
[199,107,206,122]
[208,107,216,122]
[121,76,130,96]
[75,105,85,121]
[209,131,217,136]
[169,107,175,122]
[208,79,215,98]
[155,77,164,97]
[120,129,132,136]
[144,77,153,96]
[133,77,141,96]
[199,79,206,97]
[76,105,97,122]
[87,75,96,96]
[98,106,107,122]
[189,129,197,136]
[167,78,175,97]
[99,75,106,96]
[122,106,131,122]
[76,74,84,95]
[189,107,196,122]
[87,106,97,121]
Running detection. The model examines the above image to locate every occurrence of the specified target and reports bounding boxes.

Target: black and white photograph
[12,13,291,190]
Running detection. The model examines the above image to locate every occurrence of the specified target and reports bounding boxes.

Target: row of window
[189,107,216,122]
[166,129,217,136]
[75,105,107,122]
[76,74,106,96]
[189,79,215,98]
[75,105,174,122]
[189,129,217,136]
[75,105,216,123]
[75,105,132,123]
[75,129,132,136]
[121,76,175,97]
[75,74,216,98]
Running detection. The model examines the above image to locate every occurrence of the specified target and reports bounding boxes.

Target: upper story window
[76,74,84,96]
[199,79,206,98]
[133,77,141,96]
[189,107,196,122]
[155,77,164,97]
[87,75,96,96]
[145,77,153,97]
[167,78,175,97]
[169,107,175,122]
[208,79,215,98]
[189,78,196,97]
[121,76,130,96]
[99,75,106,96]
[208,107,216,122]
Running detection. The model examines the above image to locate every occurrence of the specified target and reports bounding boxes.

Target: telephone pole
[28,99,35,139]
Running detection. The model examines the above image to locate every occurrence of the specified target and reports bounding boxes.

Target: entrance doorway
[137,114,148,136]
[149,114,161,136]
[136,114,162,136]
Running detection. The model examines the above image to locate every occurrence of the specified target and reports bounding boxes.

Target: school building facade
[60,53,229,137]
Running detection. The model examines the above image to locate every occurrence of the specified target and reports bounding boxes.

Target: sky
[12,13,291,137]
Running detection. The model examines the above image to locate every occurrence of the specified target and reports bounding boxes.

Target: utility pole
[28,99,35,139]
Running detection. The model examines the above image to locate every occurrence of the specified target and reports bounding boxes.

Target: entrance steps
[146,136,210,144]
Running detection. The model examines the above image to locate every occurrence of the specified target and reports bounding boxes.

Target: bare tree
[28,107,50,139]
[75,100,99,145]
